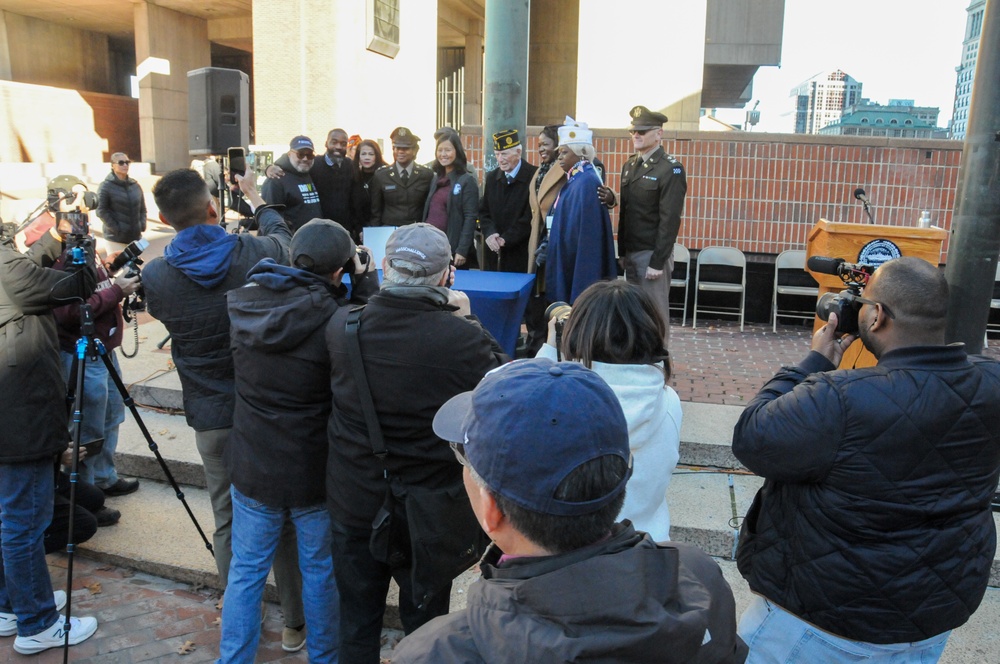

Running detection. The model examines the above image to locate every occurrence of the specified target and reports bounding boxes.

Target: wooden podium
[805,219,948,368]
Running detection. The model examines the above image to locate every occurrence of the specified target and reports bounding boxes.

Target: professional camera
[545,301,573,346]
[808,256,875,335]
[107,239,149,321]
[48,175,98,251]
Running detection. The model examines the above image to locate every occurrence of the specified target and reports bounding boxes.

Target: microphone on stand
[854,187,874,224]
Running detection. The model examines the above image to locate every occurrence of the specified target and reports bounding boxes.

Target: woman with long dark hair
[421,131,479,268]
[537,279,682,541]
[353,139,387,226]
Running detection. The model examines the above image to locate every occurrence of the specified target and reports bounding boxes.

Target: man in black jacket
[393,359,747,664]
[479,130,537,273]
[221,220,378,662]
[0,219,99,654]
[733,257,1000,662]
[261,136,323,233]
[325,223,506,664]
[144,169,305,649]
[265,129,365,242]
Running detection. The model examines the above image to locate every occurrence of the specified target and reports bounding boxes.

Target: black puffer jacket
[1,231,96,462]
[734,346,1000,643]
[392,523,748,663]
[143,208,291,431]
[96,171,147,243]
[226,260,377,508]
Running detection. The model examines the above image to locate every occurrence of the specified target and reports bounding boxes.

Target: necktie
[401,169,409,184]
[506,174,514,185]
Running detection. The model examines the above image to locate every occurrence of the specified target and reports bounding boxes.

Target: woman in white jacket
[536,280,682,541]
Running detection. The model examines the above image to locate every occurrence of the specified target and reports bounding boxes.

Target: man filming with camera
[143,168,305,646]
[733,257,1000,662]
[0,190,100,654]
[48,176,143,504]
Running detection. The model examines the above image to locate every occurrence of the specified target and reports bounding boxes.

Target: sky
[713,0,973,133]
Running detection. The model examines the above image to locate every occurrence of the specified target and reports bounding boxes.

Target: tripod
[61,268,214,661]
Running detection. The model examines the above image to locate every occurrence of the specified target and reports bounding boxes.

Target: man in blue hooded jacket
[143,169,306,650]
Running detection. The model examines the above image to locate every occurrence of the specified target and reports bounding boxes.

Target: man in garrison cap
[602,105,687,348]
[479,129,538,273]
[369,127,434,227]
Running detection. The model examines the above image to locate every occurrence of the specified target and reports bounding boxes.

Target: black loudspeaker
[187,67,249,156]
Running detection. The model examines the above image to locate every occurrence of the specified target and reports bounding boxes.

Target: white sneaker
[0,591,67,637]
[13,615,97,655]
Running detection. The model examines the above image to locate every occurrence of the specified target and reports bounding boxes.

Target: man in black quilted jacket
[144,169,305,647]
[733,257,1000,663]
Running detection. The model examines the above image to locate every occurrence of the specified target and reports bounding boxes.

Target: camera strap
[344,305,389,467]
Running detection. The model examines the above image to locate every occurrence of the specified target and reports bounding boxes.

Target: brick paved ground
[668,318,1000,405]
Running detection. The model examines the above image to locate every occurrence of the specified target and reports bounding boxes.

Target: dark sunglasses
[294,151,315,160]
[628,129,652,136]
[116,160,131,166]
[852,294,895,320]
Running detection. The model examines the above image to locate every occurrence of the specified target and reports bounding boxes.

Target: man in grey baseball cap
[325,222,507,662]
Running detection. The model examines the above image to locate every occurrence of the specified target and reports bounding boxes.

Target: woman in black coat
[421,131,479,268]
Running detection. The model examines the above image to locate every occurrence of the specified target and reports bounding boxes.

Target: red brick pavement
[2,556,308,664]
[668,319,1000,405]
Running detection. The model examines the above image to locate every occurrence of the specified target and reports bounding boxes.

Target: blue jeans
[219,486,339,664]
[0,459,60,636]
[60,348,125,489]
[739,594,950,663]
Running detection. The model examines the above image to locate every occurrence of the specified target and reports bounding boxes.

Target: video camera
[107,239,149,321]
[807,256,875,335]
[48,175,97,237]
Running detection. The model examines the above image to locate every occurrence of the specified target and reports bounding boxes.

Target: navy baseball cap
[289,135,314,152]
[433,359,632,517]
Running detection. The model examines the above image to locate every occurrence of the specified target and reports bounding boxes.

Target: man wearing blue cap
[261,135,323,233]
[392,358,747,663]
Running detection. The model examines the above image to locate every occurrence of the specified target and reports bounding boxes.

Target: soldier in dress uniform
[369,127,434,227]
[603,105,687,348]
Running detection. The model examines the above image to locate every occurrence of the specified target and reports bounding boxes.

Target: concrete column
[463,21,484,127]
[134,2,210,171]
[251,0,436,155]
[527,0,578,125]
[483,0,530,171]
[576,0,706,130]
[0,11,12,81]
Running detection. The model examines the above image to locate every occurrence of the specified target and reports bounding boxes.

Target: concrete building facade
[950,0,986,140]
[0,0,784,172]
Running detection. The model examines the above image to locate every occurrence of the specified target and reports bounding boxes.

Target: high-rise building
[951,0,986,140]
[790,70,864,134]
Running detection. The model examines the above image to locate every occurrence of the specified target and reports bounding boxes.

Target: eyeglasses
[294,151,315,160]
[853,295,895,320]
[628,129,652,136]
[116,160,131,166]
[449,442,468,467]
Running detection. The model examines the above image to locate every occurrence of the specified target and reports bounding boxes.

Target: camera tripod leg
[92,339,215,557]
[60,333,93,660]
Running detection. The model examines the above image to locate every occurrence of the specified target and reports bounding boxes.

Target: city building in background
[790,69,863,134]
[950,0,986,140]
[817,99,947,140]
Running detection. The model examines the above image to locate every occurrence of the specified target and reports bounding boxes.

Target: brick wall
[462,127,963,263]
